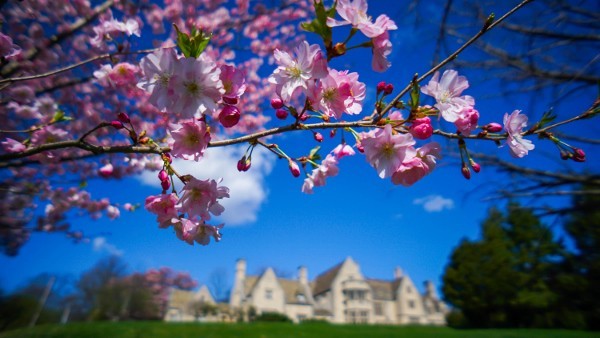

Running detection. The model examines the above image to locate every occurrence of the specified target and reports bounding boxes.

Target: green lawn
[0,322,598,338]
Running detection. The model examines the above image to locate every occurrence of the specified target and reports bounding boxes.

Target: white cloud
[138,145,274,226]
[413,195,454,212]
[93,236,123,256]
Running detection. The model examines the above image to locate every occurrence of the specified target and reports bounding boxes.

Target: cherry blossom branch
[373,0,534,120]
[0,47,170,85]
[1,0,116,77]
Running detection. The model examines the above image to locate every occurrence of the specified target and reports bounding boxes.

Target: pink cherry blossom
[108,63,140,86]
[390,142,441,186]
[219,64,247,104]
[372,33,392,72]
[2,138,26,153]
[194,222,224,246]
[177,177,229,221]
[98,163,114,178]
[0,32,21,58]
[268,41,328,102]
[455,107,480,135]
[332,143,356,159]
[504,110,535,158]
[301,155,339,194]
[327,0,394,38]
[145,193,179,228]
[361,124,416,178]
[169,55,224,117]
[31,126,69,146]
[138,48,178,111]
[421,70,475,123]
[169,119,211,161]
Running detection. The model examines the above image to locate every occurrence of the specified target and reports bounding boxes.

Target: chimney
[298,265,308,285]
[424,280,438,299]
[394,266,403,279]
[235,258,246,281]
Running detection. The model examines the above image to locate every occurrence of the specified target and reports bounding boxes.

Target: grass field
[0,322,598,338]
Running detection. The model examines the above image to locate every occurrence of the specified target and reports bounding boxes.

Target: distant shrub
[446,309,467,328]
[253,312,292,323]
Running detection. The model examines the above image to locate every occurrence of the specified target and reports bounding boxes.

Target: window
[374,302,383,316]
[408,300,415,309]
[406,286,412,293]
[297,315,307,322]
[265,289,273,300]
[297,293,306,302]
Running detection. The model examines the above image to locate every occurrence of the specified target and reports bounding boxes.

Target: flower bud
[163,153,172,164]
[333,42,346,56]
[409,117,433,140]
[314,132,323,143]
[299,113,309,121]
[384,83,394,95]
[357,144,364,153]
[560,151,569,160]
[139,136,150,144]
[117,112,130,123]
[330,129,337,138]
[271,98,284,109]
[223,96,238,105]
[573,149,586,162]
[470,161,481,173]
[161,179,171,191]
[219,105,241,128]
[98,163,113,178]
[275,108,288,120]
[376,81,386,94]
[288,160,301,178]
[111,120,124,129]
[237,156,251,172]
[158,169,169,182]
[461,165,471,180]
[484,123,503,133]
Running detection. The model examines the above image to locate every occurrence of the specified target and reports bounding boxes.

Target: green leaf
[308,145,321,159]
[408,77,420,110]
[301,0,336,46]
[50,110,72,123]
[173,25,211,58]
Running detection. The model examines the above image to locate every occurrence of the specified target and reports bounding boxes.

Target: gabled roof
[243,276,259,296]
[312,261,344,296]
[279,278,311,304]
[366,279,396,300]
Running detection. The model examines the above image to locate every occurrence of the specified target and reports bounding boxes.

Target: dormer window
[265,289,273,299]
[297,293,306,302]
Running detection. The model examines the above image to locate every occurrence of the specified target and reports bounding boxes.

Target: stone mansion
[165,257,448,325]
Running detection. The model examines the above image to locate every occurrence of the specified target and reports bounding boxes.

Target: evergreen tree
[442,204,563,328]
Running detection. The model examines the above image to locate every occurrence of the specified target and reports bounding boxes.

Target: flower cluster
[145,176,229,246]
[269,41,366,120]
[327,0,398,72]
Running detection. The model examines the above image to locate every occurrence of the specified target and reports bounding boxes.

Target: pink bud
[357,144,364,153]
[117,112,130,123]
[470,161,481,173]
[461,165,471,180]
[161,179,170,191]
[288,160,300,177]
[376,81,386,94]
[384,83,394,95]
[163,153,172,164]
[573,149,586,162]
[98,163,113,178]
[111,120,124,129]
[223,96,238,105]
[330,129,337,138]
[158,169,169,182]
[271,98,284,109]
[219,105,241,128]
[410,117,433,140]
[485,123,503,133]
[275,108,288,120]
[299,113,309,121]
[314,132,323,142]
[237,156,251,172]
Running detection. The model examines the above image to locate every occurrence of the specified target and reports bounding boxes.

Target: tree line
[442,186,600,329]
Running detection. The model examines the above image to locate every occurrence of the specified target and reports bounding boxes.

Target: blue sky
[1,1,598,298]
